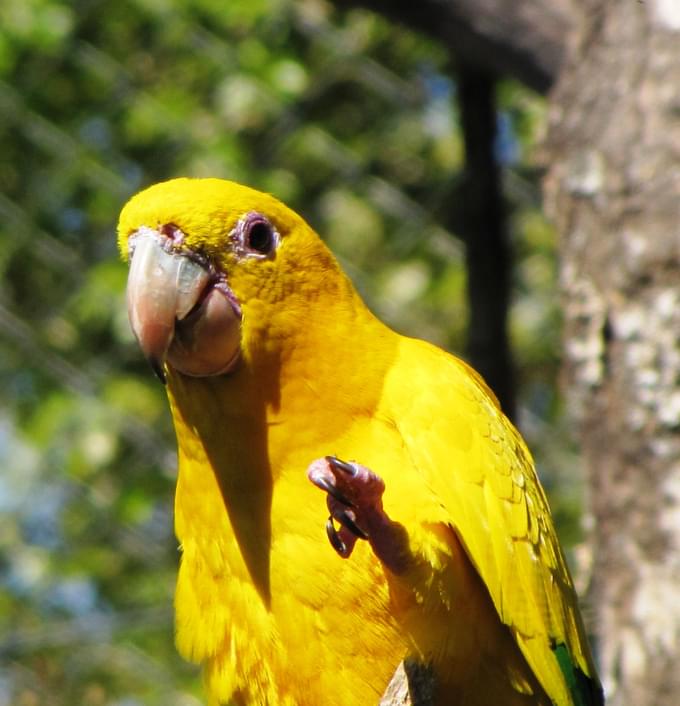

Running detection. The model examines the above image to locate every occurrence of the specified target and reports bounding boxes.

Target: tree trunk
[545,3,680,705]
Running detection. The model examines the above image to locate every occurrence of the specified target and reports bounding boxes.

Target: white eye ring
[231,212,280,259]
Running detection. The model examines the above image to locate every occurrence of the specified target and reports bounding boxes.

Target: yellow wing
[383,336,602,706]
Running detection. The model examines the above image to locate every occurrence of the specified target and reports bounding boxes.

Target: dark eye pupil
[248,222,273,253]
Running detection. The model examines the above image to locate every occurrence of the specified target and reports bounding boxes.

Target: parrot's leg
[307,456,410,573]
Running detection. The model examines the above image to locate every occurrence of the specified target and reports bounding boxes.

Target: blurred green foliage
[0,0,581,704]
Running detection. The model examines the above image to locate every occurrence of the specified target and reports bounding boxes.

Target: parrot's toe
[307,455,386,558]
[335,507,369,539]
[326,456,358,477]
[311,474,354,508]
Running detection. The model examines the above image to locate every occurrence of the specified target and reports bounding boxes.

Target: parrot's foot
[307,456,409,572]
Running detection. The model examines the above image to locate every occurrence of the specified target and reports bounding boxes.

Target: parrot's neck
[168,287,398,473]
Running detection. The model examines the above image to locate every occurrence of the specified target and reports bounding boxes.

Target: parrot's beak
[126,227,242,382]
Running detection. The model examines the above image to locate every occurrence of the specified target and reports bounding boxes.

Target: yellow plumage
[118,178,602,706]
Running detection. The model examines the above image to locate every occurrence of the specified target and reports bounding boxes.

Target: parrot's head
[118,177,348,382]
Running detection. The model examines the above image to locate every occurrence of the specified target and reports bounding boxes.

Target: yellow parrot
[118,178,603,706]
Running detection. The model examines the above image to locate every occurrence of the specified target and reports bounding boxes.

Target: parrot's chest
[172,413,437,704]
[174,469,408,706]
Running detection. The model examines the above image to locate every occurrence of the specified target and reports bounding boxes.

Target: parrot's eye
[234,212,279,259]
[247,221,274,254]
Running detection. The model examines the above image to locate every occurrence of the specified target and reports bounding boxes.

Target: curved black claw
[326,456,357,476]
[336,509,369,540]
[326,516,347,554]
[315,476,354,508]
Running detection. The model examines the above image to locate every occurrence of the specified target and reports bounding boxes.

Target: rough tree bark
[545,2,680,705]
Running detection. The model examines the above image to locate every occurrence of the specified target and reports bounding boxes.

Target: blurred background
[0,1,583,704]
